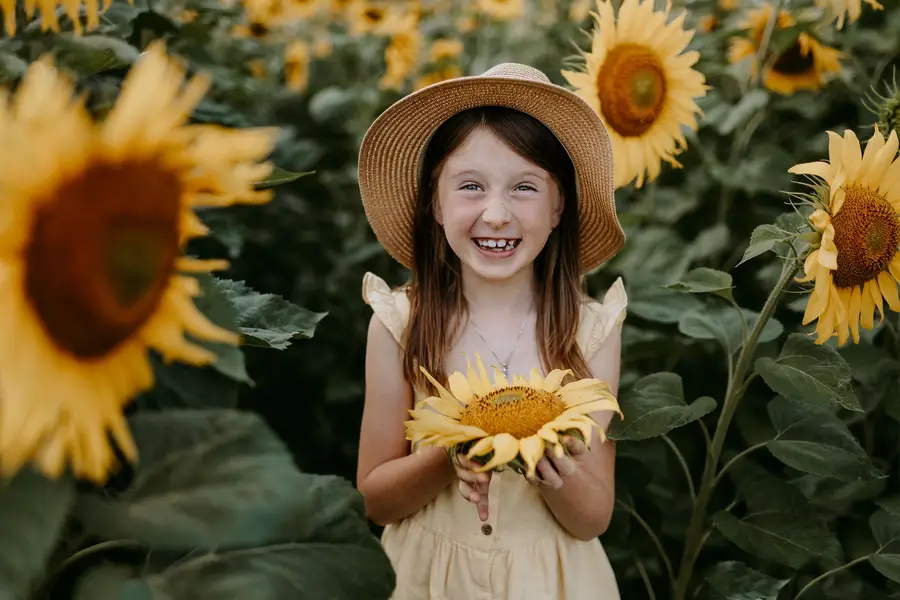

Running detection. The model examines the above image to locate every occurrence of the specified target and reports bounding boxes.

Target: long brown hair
[402,106,590,391]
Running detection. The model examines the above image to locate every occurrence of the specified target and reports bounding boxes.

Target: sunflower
[406,355,621,478]
[0,0,107,36]
[285,40,310,92]
[728,3,842,96]
[0,43,277,483]
[788,126,900,346]
[815,0,882,29]
[379,29,423,91]
[476,0,524,21]
[561,0,707,189]
[347,0,416,36]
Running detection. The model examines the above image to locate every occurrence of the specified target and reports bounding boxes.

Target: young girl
[355,63,627,600]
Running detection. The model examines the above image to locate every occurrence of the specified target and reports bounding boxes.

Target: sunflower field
[1,0,900,598]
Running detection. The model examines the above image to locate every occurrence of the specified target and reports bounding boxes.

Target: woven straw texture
[358,62,625,273]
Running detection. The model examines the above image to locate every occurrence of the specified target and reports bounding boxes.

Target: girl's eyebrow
[448,168,548,180]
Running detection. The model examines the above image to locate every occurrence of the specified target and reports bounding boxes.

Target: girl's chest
[446,325,546,381]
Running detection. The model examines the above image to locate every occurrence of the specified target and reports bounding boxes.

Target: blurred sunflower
[347,0,416,36]
[728,3,841,96]
[0,43,277,483]
[285,0,322,18]
[379,29,423,91]
[0,0,106,35]
[406,355,620,478]
[429,38,464,62]
[789,127,900,345]
[414,65,463,91]
[815,0,882,29]
[476,0,523,21]
[561,0,707,189]
[285,40,310,92]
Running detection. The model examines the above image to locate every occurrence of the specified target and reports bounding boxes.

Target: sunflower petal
[466,435,495,459]
[477,433,520,472]
[519,435,546,479]
[419,366,458,404]
[541,368,572,392]
[448,371,475,404]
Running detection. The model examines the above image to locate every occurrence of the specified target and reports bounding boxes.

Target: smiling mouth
[472,237,521,253]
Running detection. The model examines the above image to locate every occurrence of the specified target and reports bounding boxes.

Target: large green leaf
[608,372,716,441]
[870,508,900,549]
[766,397,883,481]
[75,409,305,550]
[704,561,789,600]
[712,511,839,569]
[54,35,140,76]
[213,279,327,350]
[736,224,792,267]
[755,333,861,411]
[192,274,251,384]
[0,469,75,600]
[728,459,809,515]
[678,304,783,355]
[664,267,733,300]
[870,555,900,583]
[627,285,703,324]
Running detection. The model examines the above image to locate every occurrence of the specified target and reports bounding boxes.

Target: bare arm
[356,315,456,526]
[537,324,621,541]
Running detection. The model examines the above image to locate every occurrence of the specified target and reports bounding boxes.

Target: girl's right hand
[452,453,492,522]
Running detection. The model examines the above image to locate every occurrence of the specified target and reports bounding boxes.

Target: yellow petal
[466,436,495,459]
[878,270,900,311]
[519,435,545,479]
[789,160,832,181]
[528,368,545,389]
[419,366,459,404]
[448,371,475,404]
[848,285,862,344]
[422,395,463,419]
[541,368,571,392]
[492,366,509,388]
[477,433,520,472]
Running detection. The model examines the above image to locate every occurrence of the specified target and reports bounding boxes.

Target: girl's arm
[538,326,621,541]
[356,315,456,526]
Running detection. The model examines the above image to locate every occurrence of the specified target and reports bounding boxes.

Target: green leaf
[716,88,769,135]
[0,52,27,84]
[627,285,703,324]
[54,35,140,76]
[611,226,690,287]
[712,511,838,569]
[75,409,304,551]
[679,304,783,355]
[766,397,883,481]
[728,459,809,515]
[687,224,730,262]
[870,508,900,549]
[737,224,791,267]
[213,279,327,350]
[665,268,733,300]
[704,561,789,600]
[137,355,240,411]
[253,166,313,190]
[177,274,252,385]
[73,564,153,600]
[869,555,900,583]
[755,333,861,411]
[608,372,716,441]
[0,469,75,600]
[877,497,900,517]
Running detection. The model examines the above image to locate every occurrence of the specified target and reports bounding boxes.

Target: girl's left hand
[526,435,588,489]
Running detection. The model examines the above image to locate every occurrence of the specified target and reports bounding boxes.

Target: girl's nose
[481,195,511,228]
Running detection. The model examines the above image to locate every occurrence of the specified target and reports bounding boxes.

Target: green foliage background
[2,0,900,598]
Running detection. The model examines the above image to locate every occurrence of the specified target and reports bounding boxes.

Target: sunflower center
[459,385,567,438]
[830,185,900,289]
[24,160,182,359]
[364,8,384,23]
[596,43,667,138]
[772,40,815,75]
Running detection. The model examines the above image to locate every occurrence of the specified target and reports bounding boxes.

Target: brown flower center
[596,43,667,138]
[772,40,815,76]
[363,8,385,23]
[24,160,181,359]
[831,185,900,289]
[459,386,566,438]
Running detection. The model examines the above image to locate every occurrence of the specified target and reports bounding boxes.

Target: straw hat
[357,62,625,273]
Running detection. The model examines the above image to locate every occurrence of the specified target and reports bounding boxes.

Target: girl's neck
[460,264,537,319]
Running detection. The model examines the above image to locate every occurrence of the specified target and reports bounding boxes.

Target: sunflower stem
[662,434,696,501]
[672,258,800,600]
[617,500,675,588]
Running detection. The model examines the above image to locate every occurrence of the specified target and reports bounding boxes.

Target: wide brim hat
[357,62,625,274]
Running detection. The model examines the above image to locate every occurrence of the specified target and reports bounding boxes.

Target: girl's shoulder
[576,277,628,359]
[362,271,411,346]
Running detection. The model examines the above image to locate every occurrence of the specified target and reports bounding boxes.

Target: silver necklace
[468,311,532,379]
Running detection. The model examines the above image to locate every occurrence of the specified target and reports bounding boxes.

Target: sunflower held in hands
[405,355,621,479]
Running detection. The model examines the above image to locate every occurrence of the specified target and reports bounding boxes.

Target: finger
[475,481,490,521]
[458,480,478,503]
[551,452,577,477]
[564,435,588,456]
[537,458,563,489]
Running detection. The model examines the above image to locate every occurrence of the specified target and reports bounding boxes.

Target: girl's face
[434,127,563,282]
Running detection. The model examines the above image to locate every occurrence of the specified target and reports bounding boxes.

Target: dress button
[481,524,493,536]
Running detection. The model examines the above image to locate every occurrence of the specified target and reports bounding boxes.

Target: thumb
[475,481,490,522]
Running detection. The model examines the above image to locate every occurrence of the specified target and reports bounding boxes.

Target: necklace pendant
[500,363,508,378]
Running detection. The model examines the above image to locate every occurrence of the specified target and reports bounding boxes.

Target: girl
[355,63,627,600]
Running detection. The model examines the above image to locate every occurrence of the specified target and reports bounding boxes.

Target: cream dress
[362,272,628,600]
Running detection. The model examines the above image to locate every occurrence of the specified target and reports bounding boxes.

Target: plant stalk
[671,259,799,600]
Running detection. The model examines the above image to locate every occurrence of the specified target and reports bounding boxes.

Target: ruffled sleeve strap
[362,272,411,347]
[577,277,628,360]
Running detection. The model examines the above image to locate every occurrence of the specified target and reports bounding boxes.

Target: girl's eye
[515,184,537,192]
[460,183,482,192]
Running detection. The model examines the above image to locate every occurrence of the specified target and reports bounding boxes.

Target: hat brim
[358,73,625,273]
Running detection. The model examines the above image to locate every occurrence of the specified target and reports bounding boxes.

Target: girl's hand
[452,453,492,521]
[526,435,588,489]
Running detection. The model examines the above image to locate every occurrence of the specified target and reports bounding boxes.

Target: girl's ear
[552,193,564,229]
[433,196,443,226]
